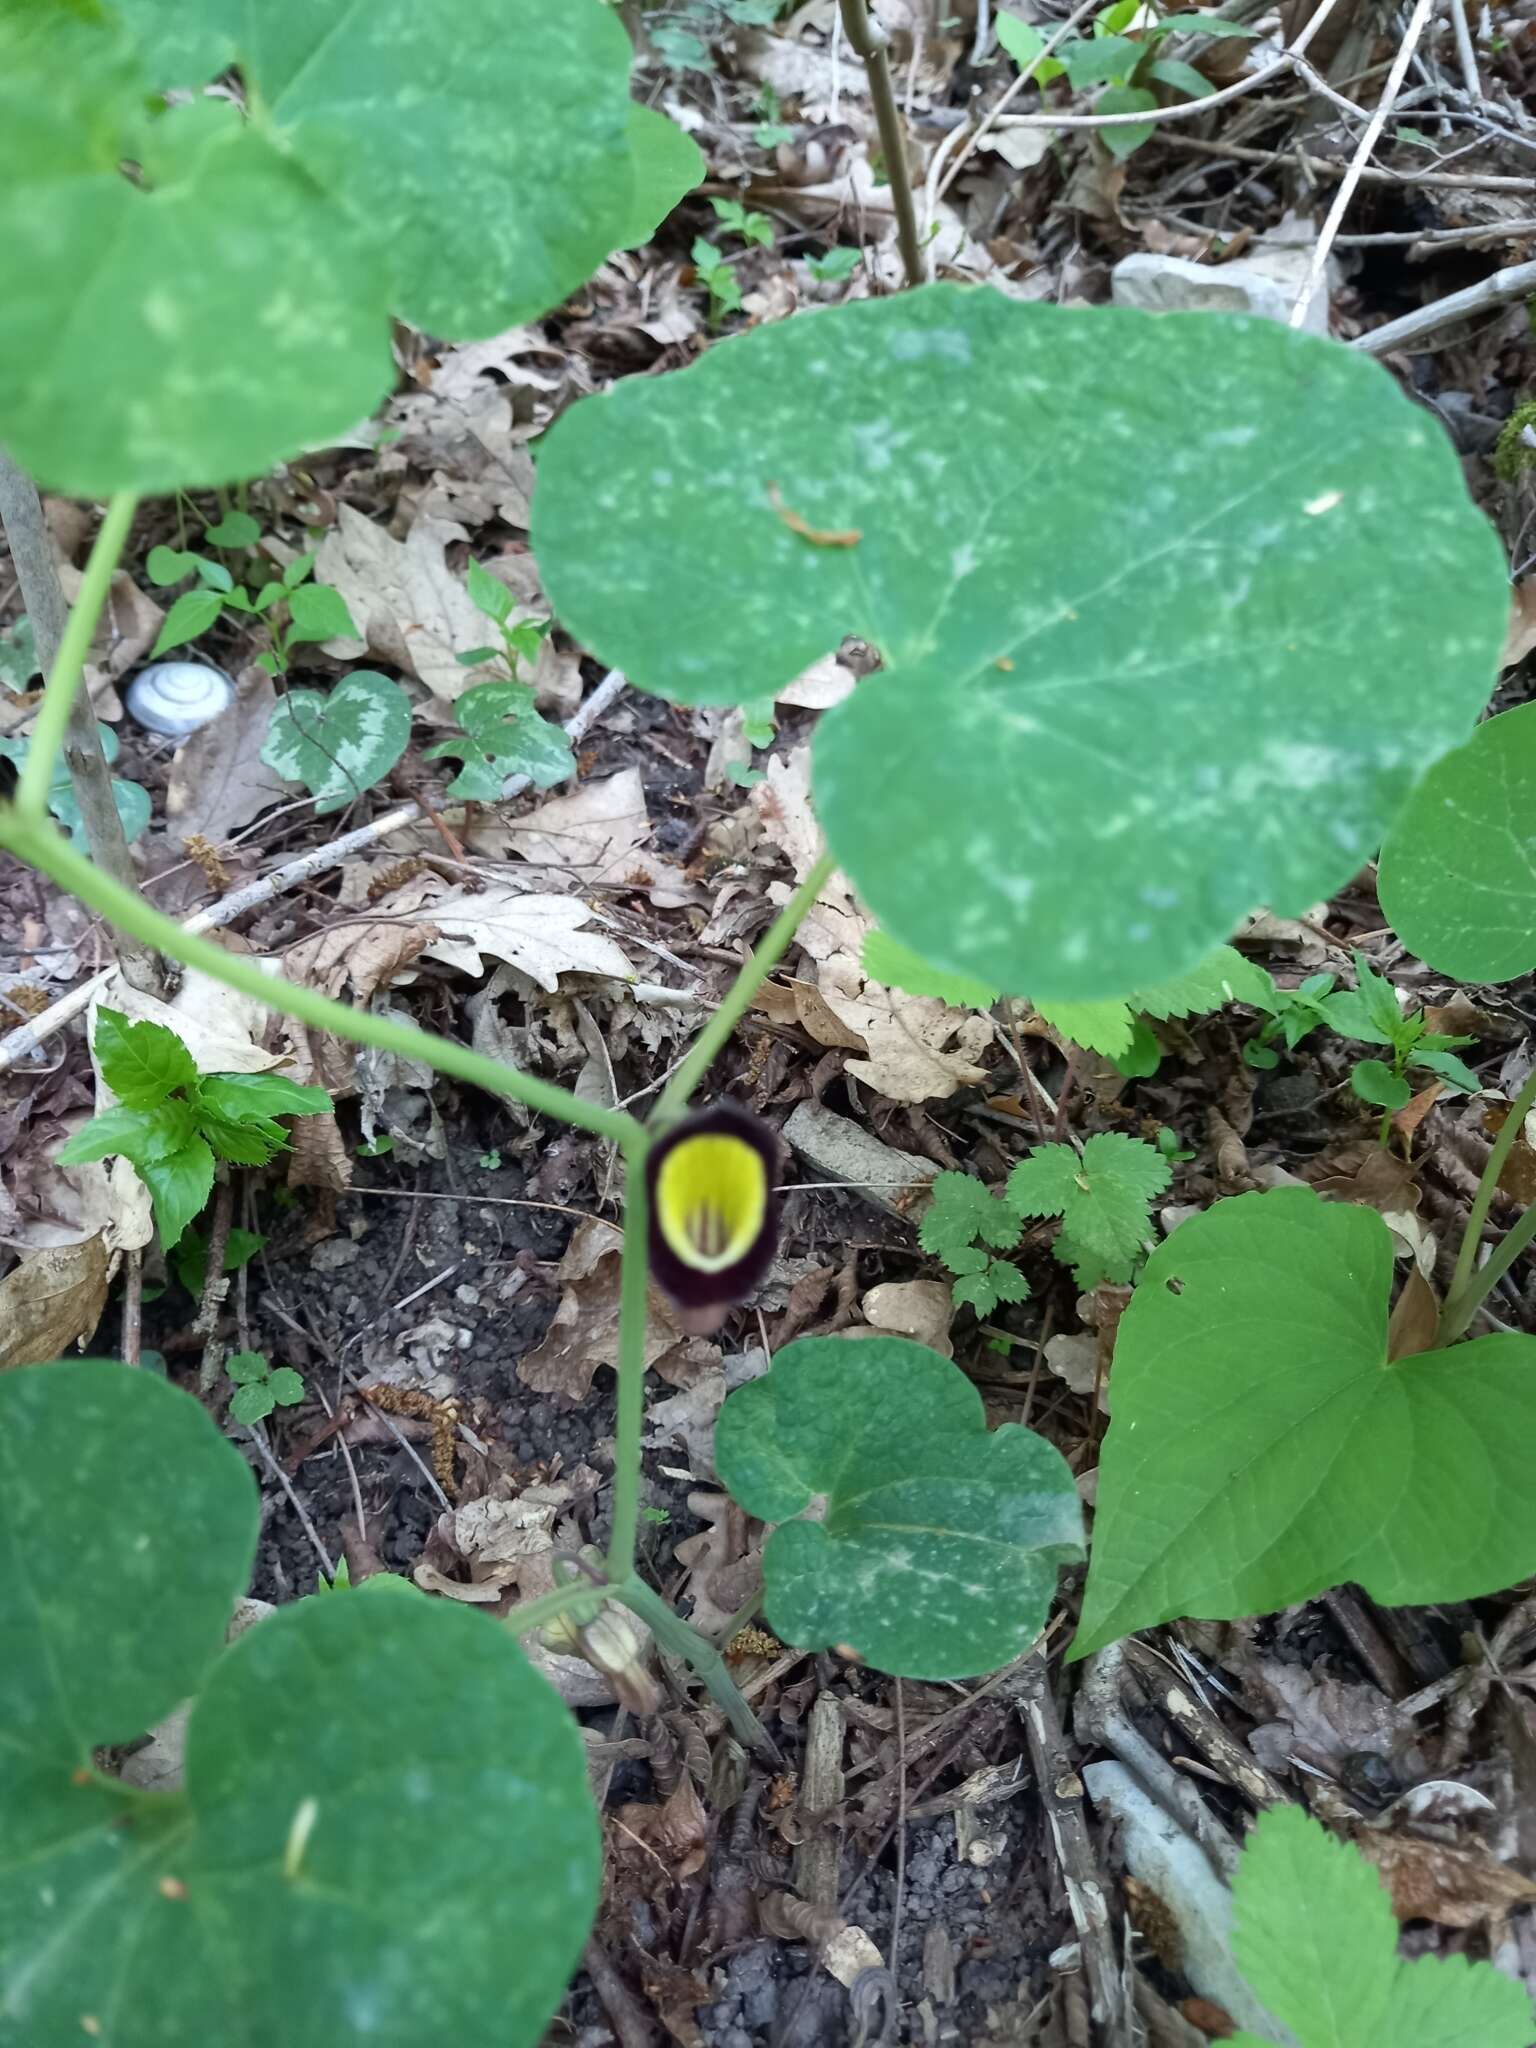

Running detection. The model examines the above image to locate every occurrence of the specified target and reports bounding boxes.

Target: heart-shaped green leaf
[0,46,392,496]
[616,103,706,249]
[1378,701,1536,983]
[532,285,1505,998]
[261,671,411,814]
[1075,1187,1536,1656]
[117,0,673,334]
[0,1360,600,2046]
[423,681,575,800]
[715,1335,1082,1677]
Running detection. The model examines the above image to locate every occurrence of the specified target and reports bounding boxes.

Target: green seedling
[147,536,357,677]
[478,1147,502,1169]
[752,83,795,147]
[806,245,862,284]
[224,1348,305,1426]
[171,1225,266,1298]
[1008,1133,1171,1289]
[0,721,149,844]
[356,1134,394,1158]
[998,1,1258,158]
[56,1009,332,1248]
[691,235,744,323]
[651,0,785,71]
[709,195,774,248]
[920,1169,1030,1315]
[0,614,38,691]
[455,558,560,676]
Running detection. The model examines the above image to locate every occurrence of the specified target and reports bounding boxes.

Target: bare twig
[196,1175,236,1394]
[0,667,628,1071]
[928,0,1101,218]
[0,453,160,995]
[1161,129,1534,189]
[1353,254,1536,354]
[120,1247,143,1367]
[247,1422,336,1581]
[837,0,926,287]
[1290,0,1440,331]
[1447,0,1481,99]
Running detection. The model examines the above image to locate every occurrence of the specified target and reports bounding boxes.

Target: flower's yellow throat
[655,1132,768,1274]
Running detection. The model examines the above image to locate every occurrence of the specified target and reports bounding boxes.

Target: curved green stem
[617,1574,778,1758]
[504,1579,611,1638]
[604,1141,653,1583]
[652,848,835,1126]
[16,492,138,821]
[0,807,643,1148]
[1439,1060,1536,1343]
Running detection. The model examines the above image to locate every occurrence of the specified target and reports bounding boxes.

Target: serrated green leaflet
[714,1336,1082,1677]
[1074,1188,1536,1657]
[532,285,1506,997]
[0,1362,600,2047]
[1228,1807,1534,2048]
[1378,702,1536,983]
[196,1073,332,1121]
[862,930,999,1009]
[1036,943,1272,1057]
[118,0,671,334]
[93,1006,199,1108]
[262,671,411,814]
[138,1135,216,1248]
[0,77,391,495]
[1006,1133,1170,1287]
[423,682,575,800]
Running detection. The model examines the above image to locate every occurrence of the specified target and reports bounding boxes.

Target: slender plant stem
[836,0,926,289]
[15,492,138,821]
[505,1579,612,1638]
[0,457,160,992]
[604,1141,654,1584]
[617,1575,778,1758]
[1441,1060,1536,1337]
[652,849,835,1125]
[1438,1059,1536,1343]
[1439,1202,1536,1347]
[0,807,644,1147]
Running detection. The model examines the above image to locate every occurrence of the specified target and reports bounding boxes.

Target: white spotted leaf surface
[714,1335,1083,1677]
[261,670,411,815]
[532,285,1507,998]
[1378,701,1536,983]
[1074,1188,1536,1658]
[0,1362,600,2048]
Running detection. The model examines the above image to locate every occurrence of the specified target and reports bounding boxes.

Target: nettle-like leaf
[92,1006,199,1109]
[919,1169,1025,1265]
[1379,701,1536,984]
[261,671,412,814]
[950,1256,1030,1317]
[1,1,698,493]
[1075,1187,1536,1657]
[862,929,1000,1009]
[532,285,1506,999]
[137,1135,217,1250]
[714,1335,1082,1677]
[423,682,575,801]
[0,1360,601,2047]
[1228,1807,1534,2048]
[1037,942,1272,1057]
[196,1073,333,1121]
[1007,1133,1170,1287]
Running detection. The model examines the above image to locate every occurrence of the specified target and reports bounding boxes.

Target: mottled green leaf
[261,670,411,814]
[423,681,574,800]
[0,1360,599,2047]
[1075,1188,1536,1656]
[615,103,705,249]
[861,930,1000,1009]
[533,286,1506,997]
[715,1336,1082,1676]
[1379,702,1536,983]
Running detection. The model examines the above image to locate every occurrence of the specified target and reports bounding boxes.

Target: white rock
[127,660,234,736]
[1112,251,1297,325]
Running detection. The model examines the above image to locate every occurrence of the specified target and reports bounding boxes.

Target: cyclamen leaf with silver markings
[532,285,1506,998]
[423,682,575,800]
[261,670,411,814]
[715,1335,1082,1677]
[1074,1188,1536,1657]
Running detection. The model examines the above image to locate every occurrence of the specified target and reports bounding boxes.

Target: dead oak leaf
[472,766,652,880]
[166,668,289,840]
[284,918,437,1004]
[518,1218,719,1401]
[1356,1829,1536,1928]
[313,504,494,704]
[0,1233,110,1366]
[419,885,635,989]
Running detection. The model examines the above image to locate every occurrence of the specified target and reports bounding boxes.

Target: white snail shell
[126,661,235,737]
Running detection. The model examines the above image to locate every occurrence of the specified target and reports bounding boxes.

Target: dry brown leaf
[1385,1264,1439,1362]
[418,884,635,988]
[0,1234,110,1366]
[313,505,496,703]
[614,1774,710,1889]
[286,1111,352,1195]
[165,668,289,839]
[673,1489,762,1639]
[481,767,652,881]
[95,952,285,1078]
[751,747,823,882]
[857,1277,953,1357]
[776,654,856,710]
[1392,1079,1443,1143]
[776,976,867,1051]
[518,1218,720,1400]
[414,1485,574,1603]
[1356,1829,1536,1927]
[1504,579,1536,671]
[285,919,436,1004]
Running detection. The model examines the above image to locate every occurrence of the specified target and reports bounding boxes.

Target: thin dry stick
[248,1423,337,1581]
[1354,252,1536,354]
[837,0,927,287]
[927,0,1101,220]
[1163,127,1533,189]
[0,666,628,1071]
[1290,0,1440,331]
[1447,0,1481,96]
[0,454,160,994]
